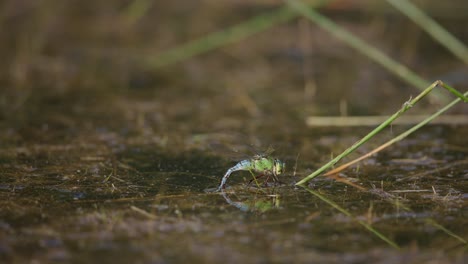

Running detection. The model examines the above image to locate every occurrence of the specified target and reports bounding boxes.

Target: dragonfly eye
[274,159,285,174]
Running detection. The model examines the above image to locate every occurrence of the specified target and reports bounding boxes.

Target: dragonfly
[216,149,285,191]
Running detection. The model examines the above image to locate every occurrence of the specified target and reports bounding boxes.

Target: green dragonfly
[216,150,285,191]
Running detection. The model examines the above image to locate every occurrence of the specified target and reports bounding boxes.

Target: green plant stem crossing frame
[296,81,468,185]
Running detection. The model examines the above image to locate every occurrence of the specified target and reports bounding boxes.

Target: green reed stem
[296,81,467,185]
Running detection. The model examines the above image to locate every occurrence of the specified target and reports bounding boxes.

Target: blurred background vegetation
[1,0,467,144]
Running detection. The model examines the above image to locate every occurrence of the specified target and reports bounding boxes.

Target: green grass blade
[297,81,467,185]
[386,0,468,65]
[303,186,400,249]
[391,89,467,144]
[441,82,468,102]
[285,0,449,102]
[363,82,468,150]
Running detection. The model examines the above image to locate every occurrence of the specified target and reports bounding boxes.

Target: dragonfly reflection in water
[216,148,285,191]
[221,188,281,212]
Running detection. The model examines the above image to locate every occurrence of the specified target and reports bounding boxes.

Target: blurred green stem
[124,0,153,26]
[148,6,294,68]
[285,0,449,102]
[149,1,332,68]
[386,0,468,65]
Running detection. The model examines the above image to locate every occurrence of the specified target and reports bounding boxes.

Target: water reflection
[220,188,280,212]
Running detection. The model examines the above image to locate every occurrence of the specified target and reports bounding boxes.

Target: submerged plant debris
[1,0,467,263]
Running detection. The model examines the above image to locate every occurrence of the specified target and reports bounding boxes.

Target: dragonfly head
[273,159,285,175]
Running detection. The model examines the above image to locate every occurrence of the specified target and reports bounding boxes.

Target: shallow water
[1,124,467,263]
[1,1,468,263]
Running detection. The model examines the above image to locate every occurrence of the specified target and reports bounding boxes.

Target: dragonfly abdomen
[216,160,252,191]
[232,159,252,171]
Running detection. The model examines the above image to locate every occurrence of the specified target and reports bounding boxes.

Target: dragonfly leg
[248,174,276,187]
[261,173,280,187]
[247,173,280,188]
[247,174,265,187]
[263,174,272,186]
